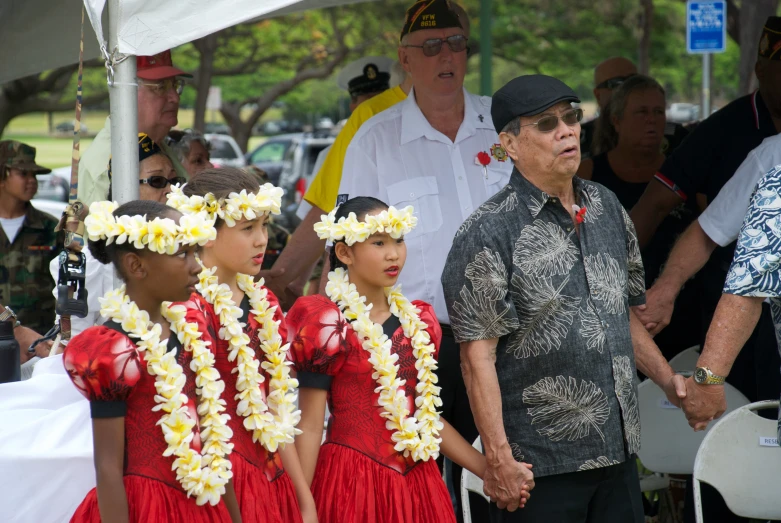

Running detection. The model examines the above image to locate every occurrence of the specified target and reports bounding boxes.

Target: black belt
[439,323,454,339]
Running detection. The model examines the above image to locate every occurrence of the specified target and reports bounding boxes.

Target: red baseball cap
[136,50,192,80]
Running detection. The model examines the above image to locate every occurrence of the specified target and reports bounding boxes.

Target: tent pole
[107,0,138,204]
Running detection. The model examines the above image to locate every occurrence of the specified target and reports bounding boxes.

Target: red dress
[286,294,456,523]
[187,289,303,523]
[62,322,232,523]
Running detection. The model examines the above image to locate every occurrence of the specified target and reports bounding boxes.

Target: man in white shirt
[337,1,512,518]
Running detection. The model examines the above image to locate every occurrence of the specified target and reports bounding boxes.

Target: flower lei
[99,286,233,506]
[196,264,301,452]
[85,201,216,254]
[167,183,283,226]
[313,205,417,246]
[325,267,443,461]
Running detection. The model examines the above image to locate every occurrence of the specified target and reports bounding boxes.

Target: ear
[398,46,412,74]
[611,112,620,132]
[499,131,520,163]
[120,252,147,281]
[334,242,354,267]
[755,59,765,82]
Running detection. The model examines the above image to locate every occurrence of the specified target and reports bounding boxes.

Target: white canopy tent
[1,0,378,202]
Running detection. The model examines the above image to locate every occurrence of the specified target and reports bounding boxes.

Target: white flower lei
[196,264,301,452]
[99,286,233,506]
[167,183,283,226]
[314,205,417,246]
[325,267,443,461]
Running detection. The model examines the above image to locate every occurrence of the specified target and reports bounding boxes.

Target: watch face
[695,368,707,383]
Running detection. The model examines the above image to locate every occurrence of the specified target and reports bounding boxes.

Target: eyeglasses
[139,78,185,96]
[520,108,583,133]
[139,175,187,189]
[595,75,635,90]
[403,35,468,57]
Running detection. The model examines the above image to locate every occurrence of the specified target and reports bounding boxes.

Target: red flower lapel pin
[475,151,491,179]
[572,204,587,224]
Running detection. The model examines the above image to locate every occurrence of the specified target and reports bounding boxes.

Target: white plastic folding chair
[461,436,490,523]
[668,345,701,372]
[693,400,781,522]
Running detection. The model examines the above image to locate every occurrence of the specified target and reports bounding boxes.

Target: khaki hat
[0,140,51,174]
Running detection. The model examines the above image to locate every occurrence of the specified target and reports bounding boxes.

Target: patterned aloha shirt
[442,169,646,477]
[723,163,781,442]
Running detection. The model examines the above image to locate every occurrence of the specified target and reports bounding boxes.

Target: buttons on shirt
[601,320,610,329]
[410,193,415,198]
[550,197,558,203]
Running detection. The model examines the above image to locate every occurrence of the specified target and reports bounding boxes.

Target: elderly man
[442,75,686,522]
[337,0,508,519]
[77,50,190,206]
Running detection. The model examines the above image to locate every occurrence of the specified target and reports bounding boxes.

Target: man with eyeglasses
[77,50,191,206]
[442,74,687,523]
[337,1,510,520]
[580,57,688,159]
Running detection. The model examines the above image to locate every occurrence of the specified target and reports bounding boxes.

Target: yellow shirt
[304,85,408,212]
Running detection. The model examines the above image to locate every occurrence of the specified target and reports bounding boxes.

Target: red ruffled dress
[286,294,456,523]
[62,321,232,523]
[187,289,303,523]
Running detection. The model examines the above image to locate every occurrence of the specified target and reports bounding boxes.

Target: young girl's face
[209,214,270,276]
[342,209,407,289]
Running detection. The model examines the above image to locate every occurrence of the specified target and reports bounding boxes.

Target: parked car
[666,103,700,123]
[315,117,334,131]
[31,198,67,218]
[205,133,246,169]
[276,133,335,230]
[204,123,230,135]
[54,121,89,134]
[245,133,302,185]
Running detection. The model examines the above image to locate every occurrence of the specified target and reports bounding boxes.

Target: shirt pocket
[386,176,443,239]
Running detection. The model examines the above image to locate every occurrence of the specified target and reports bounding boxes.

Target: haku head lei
[84,200,216,254]
[314,205,417,246]
[167,183,283,227]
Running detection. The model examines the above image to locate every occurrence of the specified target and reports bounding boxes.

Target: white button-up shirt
[339,88,513,322]
[699,134,781,247]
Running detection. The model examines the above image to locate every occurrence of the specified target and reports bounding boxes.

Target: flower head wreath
[84,200,216,254]
[166,183,283,226]
[313,205,417,246]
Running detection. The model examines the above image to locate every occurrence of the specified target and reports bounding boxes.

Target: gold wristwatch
[694,366,726,385]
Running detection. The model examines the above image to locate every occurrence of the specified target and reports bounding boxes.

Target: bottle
[0,320,21,383]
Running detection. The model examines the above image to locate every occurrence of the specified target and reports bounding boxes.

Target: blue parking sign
[687,1,727,53]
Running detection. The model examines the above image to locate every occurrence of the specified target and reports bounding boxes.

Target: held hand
[633,284,676,336]
[662,373,687,408]
[14,326,44,363]
[482,455,534,512]
[681,377,726,431]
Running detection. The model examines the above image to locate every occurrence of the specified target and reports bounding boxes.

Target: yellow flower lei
[167,183,283,226]
[314,205,417,246]
[197,264,301,452]
[99,286,233,506]
[325,267,443,461]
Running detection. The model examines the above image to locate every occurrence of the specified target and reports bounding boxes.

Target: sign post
[687,1,727,118]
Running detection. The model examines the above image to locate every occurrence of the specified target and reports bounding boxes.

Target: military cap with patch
[400,0,463,41]
[0,140,51,174]
[108,133,164,180]
[491,75,581,133]
[337,56,394,98]
[758,16,781,60]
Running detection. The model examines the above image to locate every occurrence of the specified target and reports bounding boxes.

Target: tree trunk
[192,34,218,134]
[738,0,780,94]
[638,0,654,75]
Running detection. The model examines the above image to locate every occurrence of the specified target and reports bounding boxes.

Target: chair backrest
[693,401,781,522]
[637,379,750,474]
[461,436,490,523]
[668,346,701,372]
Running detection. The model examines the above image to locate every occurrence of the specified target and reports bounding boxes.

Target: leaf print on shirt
[612,355,641,454]
[580,184,604,224]
[456,191,519,236]
[527,194,546,217]
[450,284,520,341]
[507,273,581,358]
[578,456,620,471]
[523,376,610,442]
[621,206,645,297]
[514,220,578,277]
[578,303,606,353]
[465,248,509,301]
[584,252,627,314]
[508,441,525,462]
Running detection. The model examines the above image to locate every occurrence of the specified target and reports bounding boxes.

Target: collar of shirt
[754,90,776,134]
[22,203,48,230]
[510,167,587,218]
[400,87,494,146]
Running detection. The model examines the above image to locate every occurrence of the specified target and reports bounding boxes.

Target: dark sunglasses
[595,75,635,90]
[520,108,583,133]
[403,34,468,57]
[140,175,186,189]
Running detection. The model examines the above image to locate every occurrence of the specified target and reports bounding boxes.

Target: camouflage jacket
[0,204,62,334]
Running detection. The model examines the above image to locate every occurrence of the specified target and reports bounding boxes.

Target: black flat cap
[491,75,581,133]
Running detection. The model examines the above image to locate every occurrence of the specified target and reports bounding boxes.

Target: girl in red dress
[63,200,241,523]
[286,197,532,523]
[167,168,315,523]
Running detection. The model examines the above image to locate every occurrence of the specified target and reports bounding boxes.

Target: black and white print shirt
[442,169,646,477]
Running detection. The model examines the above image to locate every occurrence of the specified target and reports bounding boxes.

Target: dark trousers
[489,460,644,523]
[437,330,486,523]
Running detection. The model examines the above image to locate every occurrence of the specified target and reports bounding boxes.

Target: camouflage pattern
[0,140,52,175]
[244,166,291,270]
[0,205,62,334]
